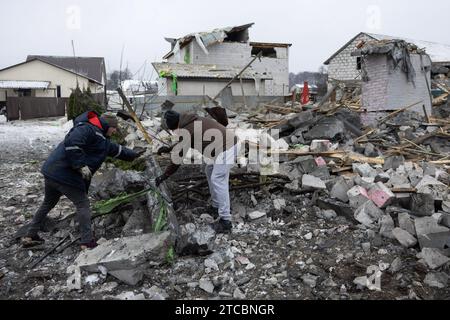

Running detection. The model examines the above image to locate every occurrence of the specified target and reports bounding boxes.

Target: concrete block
[424,272,449,289]
[368,182,395,209]
[380,215,395,239]
[416,176,448,201]
[411,193,435,217]
[74,232,172,273]
[315,157,327,167]
[354,176,376,190]
[375,173,390,184]
[354,201,384,228]
[353,163,377,178]
[398,212,416,236]
[383,156,405,171]
[249,211,267,220]
[415,217,450,249]
[347,186,371,209]
[302,174,327,190]
[310,140,332,153]
[419,248,450,270]
[330,177,350,203]
[392,228,418,248]
[109,269,144,286]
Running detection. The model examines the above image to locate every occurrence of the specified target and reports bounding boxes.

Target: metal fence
[6,97,67,121]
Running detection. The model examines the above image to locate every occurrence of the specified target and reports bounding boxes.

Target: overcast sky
[1,0,450,78]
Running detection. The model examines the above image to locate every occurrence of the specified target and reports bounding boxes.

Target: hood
[178,113,198,129]
[73,111,109,134]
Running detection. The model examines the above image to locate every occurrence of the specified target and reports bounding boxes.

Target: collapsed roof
[324,32,450,65]
[163,23,255,60]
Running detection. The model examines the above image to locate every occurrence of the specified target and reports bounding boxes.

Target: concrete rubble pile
[0,101,449,301]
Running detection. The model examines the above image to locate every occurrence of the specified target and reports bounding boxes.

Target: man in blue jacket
[22,111,141,250]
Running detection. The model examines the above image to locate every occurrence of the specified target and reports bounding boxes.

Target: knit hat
[100,113,119,128]
[164,110,180,130]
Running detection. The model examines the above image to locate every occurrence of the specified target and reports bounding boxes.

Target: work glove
[155,174,169,187]
[79,166,92,181]
[133,147,146,158]
[157,146,173,156]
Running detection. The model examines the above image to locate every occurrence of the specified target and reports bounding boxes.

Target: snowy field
[0,116,72,163]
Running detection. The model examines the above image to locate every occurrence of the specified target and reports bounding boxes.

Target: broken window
[224,29,249,43]
[251,46,277,58]
[357,57,362,70]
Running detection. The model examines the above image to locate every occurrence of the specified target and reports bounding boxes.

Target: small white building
[153,23,291,98]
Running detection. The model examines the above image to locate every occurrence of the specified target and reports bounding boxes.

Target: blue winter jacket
[42,111,137,192]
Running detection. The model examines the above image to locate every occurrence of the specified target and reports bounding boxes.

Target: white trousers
[204,144,240,221]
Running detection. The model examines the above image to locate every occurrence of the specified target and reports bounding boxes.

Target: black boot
[212,219,232,234]
[21,234,45,248]
[205,205,219,219]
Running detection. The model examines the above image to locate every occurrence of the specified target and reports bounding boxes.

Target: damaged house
[152,23,291,109]
[352,40,433,124]
[322,33,450,124]
[324,32,450,83]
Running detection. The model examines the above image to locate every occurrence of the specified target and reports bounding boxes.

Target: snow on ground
[0,117,72,162]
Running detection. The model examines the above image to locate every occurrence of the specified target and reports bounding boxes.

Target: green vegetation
[67,86,104,121]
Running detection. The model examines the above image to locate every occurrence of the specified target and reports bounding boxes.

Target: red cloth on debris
[301,81,310,105]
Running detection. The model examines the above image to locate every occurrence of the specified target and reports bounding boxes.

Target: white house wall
[0,59,100,101]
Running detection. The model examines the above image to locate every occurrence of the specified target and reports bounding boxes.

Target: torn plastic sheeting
[159,71,178,95]
[357,40,419,84]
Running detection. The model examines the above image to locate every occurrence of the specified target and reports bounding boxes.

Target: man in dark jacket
[156,110,240,234]
[22,111,141,250]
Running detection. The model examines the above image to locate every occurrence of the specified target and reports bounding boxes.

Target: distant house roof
[163,23,255,60]
[324,32,450,65]
[27,55,106,84]
[152,62,272,80]
[0,58,103,85]
[0,80,50,89]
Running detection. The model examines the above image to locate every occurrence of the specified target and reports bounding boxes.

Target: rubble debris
[392,228,418,248]
[302,174,327,190]
[418,248,450,270]
[248,211,267,221]
[379,215,395,239]
[410,193,435,217]
[177,224,216,256]
[73,232,172,284]
[354,201,384,228]
[115,292,146,300]
[424,272,449,289]
[368,182,395,209]
[90,169,147,200]
[398,213,416,236]
[330,177,350,203]
[348,186,371,209]
[414,217,450,249]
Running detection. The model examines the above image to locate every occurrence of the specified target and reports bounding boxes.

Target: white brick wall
[327,34,374,81]
[362,53,432,114]
[167,41,289,97]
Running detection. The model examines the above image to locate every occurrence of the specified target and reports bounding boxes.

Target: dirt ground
[0,118,449,300]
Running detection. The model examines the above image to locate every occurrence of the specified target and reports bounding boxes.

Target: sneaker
[80,239,98,251]
[21,235,45,248]
[212,219,232,234]
[205,205,219,219]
